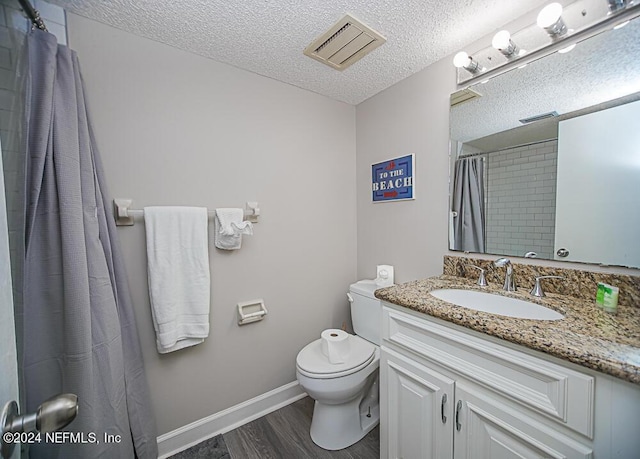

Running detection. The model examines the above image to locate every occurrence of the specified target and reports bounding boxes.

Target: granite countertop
[374,275,640,384]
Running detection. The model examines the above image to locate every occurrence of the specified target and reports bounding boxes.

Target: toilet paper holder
[237,299,268,325]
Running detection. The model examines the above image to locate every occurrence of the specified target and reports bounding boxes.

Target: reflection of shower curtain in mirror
[452,157,485,253]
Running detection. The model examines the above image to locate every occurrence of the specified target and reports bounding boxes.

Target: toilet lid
[296,334,376,379]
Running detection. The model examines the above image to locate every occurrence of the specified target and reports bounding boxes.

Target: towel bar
[113,199,260,226]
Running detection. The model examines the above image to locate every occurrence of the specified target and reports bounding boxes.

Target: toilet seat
[296,334,376,379]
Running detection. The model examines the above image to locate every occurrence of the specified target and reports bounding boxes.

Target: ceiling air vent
[450,88,482,107]
[519,111,559,124]
[304,14,386,71]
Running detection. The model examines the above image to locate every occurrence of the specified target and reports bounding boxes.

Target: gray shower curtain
[21,30,157,458]
[452,157,486,253]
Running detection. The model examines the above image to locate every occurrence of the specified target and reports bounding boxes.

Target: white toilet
[295,280,381,450]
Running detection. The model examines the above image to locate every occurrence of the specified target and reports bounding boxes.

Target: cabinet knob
[455,400,463,432]
[441,393,447,424]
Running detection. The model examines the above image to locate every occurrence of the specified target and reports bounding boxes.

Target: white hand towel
[144,207,210,354]
[214,208,253,250]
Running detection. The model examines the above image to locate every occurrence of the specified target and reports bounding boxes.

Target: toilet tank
[349,280,382,346]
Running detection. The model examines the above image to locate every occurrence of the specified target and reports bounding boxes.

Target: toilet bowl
[296,335,380,450]
[295,279,383,450]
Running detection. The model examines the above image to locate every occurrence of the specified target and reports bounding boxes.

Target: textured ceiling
[49,0,551,105]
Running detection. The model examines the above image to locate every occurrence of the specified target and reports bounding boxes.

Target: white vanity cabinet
[382,348,454,458]
[380,303,640,459]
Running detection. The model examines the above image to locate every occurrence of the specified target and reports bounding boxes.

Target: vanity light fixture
[454,0,640,85]
[491,30,525,59]
[537,3,569,38]
[453,51,484,74]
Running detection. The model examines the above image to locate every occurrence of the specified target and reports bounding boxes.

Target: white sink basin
[429,289,563,321]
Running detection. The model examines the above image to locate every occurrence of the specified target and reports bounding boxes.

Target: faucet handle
[530,276,565,297]
[469,265,488,287]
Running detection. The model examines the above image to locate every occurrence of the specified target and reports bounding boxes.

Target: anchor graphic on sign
[385,160,396,170]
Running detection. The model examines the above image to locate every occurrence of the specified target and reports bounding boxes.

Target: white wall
[67,14,357,435]
[356,58,455,283]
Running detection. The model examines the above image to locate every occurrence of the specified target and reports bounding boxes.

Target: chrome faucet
[494,257,516,291]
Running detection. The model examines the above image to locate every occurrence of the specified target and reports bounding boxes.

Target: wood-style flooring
[225,396,380,458]
[171,397,380,459]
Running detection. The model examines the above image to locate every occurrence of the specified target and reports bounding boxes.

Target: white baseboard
[157,381,306,458]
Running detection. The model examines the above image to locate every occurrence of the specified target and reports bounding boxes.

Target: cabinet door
[381,348,454,459]
[454,382,593,459]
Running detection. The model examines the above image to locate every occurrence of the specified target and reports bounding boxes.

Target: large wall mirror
[449,14,640,269]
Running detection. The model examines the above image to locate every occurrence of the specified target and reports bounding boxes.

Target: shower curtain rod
[17,0,47,31]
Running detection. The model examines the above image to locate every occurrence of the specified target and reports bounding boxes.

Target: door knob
[1,394,78,458]
[556,248,570,258]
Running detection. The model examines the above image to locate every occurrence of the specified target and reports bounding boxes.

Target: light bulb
[492,30,522,58]
[492,30,511,50]
[453,51,470,68]
[453,51,483,74]
[537,3,563,29]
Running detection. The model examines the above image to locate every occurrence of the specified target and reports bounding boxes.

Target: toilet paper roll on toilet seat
[320,329,351,364]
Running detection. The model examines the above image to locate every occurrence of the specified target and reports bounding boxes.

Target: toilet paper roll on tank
[320,266,394,365]
[321,329,351,364]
